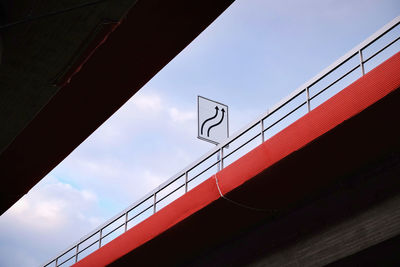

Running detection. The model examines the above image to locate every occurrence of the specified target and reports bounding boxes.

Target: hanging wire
[214,174,278,213]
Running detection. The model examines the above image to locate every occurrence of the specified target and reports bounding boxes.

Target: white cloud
[168,107,196,123]
[132,92,163,112]
[81,90,199,149]
[0,177,103,267]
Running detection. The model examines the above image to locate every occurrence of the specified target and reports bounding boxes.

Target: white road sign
[197,96,229,145]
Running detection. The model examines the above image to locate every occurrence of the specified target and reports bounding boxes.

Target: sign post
[197,96,229,171]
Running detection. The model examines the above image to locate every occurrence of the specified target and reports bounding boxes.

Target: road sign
[197,96,229,145]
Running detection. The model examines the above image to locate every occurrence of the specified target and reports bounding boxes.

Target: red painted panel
[74,52,400,266]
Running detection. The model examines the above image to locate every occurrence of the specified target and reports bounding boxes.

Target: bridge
[44,16,400,266]
[0,0,234,215]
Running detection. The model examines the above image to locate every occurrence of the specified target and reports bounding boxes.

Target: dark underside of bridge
[0,0,233,214]
[185,115,400,267]
[103,66,400,266]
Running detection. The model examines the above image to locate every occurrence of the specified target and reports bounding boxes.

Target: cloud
[168,107,196,123]
[83,91,164,146]
[83,90,198,149]
[132,92,163,112]
[0,177,103,267]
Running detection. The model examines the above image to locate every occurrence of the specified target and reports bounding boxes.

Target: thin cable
[0,0,111,30]
[214,174,277,213]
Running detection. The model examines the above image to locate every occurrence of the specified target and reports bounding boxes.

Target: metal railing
[44,15,400,267]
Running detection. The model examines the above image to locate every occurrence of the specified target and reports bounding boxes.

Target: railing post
[153,193,156,214]
[359,49,365,76]
[306,87,311,112]
[99,229,102,248]
[55,257,58,267]
[220,148,224,170]
[184,172,188,193]
[75,244,79,263]
[216,152,220,172]
[124,212,128,232]
[260,119,265,143]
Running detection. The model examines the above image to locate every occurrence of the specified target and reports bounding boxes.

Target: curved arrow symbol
[201,106,219,135]
[207,108,225,137]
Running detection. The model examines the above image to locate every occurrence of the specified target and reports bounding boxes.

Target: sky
[1,0,399,266]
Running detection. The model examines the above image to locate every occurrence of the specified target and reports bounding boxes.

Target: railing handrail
[43,15,400,267]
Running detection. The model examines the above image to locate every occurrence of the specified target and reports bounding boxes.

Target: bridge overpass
[0,0,234,215]
[45,16,400,266]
